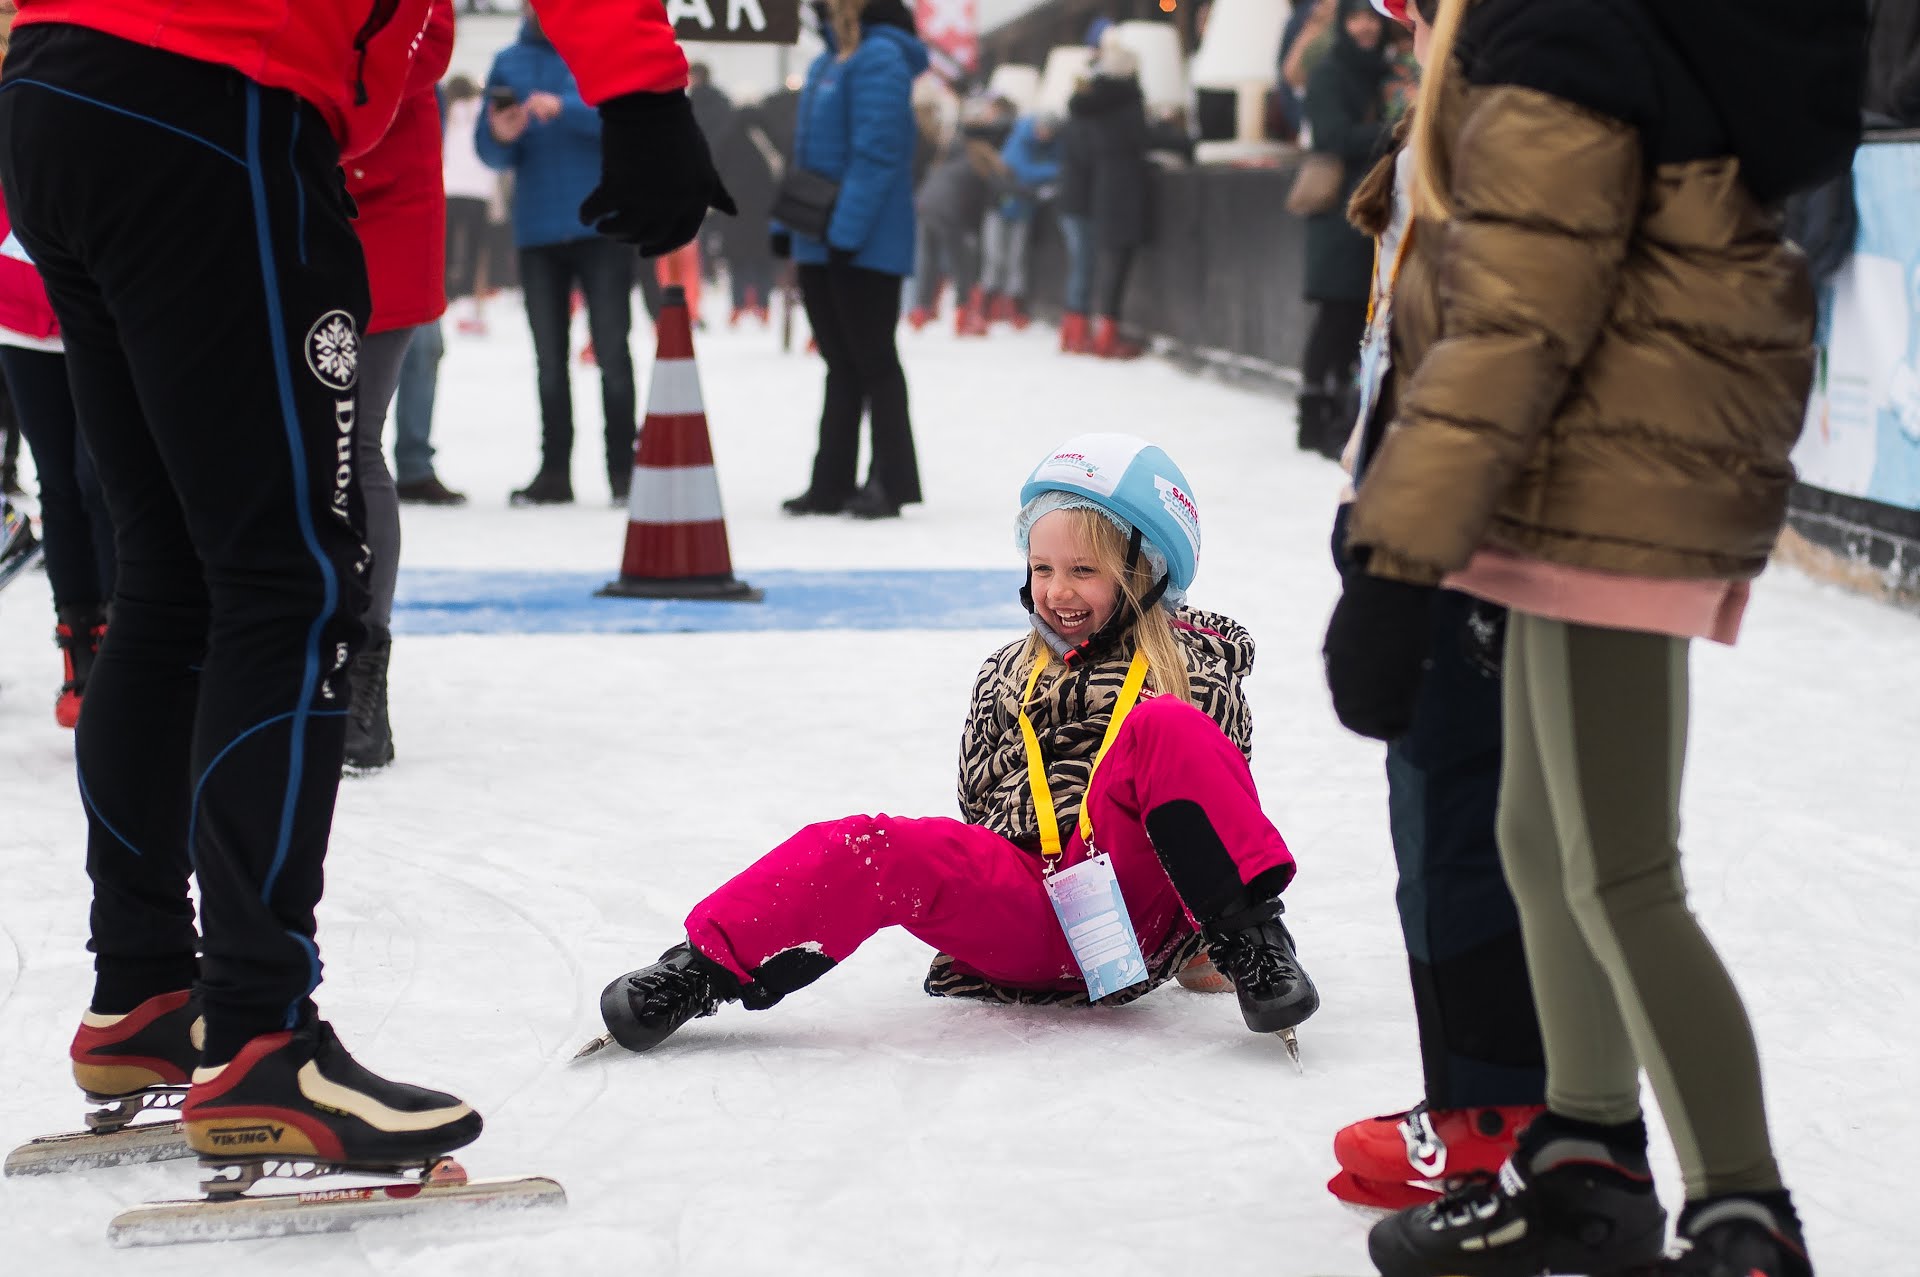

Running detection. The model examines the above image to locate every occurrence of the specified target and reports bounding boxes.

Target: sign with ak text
[667,0,799,45]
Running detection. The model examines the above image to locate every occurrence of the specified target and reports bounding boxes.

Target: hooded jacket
[787,0,929,275]
[956,609,1255,848]
[474,19,606,249]
[1065,74,1152,249]
[14,0,687,162]
[1347,0,1867,586]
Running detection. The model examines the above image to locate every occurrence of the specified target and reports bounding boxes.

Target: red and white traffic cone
[597,286,761,602]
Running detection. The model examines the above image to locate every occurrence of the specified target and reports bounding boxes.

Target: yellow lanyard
[1017,648,1151,867]
[1365,216,1417,329]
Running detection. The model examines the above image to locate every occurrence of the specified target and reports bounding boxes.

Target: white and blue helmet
[1015,433,1202,608]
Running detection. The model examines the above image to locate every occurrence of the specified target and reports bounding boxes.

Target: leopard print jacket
[955,608,1256,847]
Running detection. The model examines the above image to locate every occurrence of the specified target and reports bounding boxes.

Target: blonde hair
[1410,0,1469,222]
[1019,507,1193,704]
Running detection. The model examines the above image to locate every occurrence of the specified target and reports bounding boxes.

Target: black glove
[827,245,856,267]
[581,91,737,256]
[770,230,792,260]
[1322,566,1439,741]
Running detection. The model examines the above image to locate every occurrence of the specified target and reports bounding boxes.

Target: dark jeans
[797,263,920,504]
[445,196,489,301]
[1059,213,1095,314]
[915,218,978,309]
[1,25,371,1059]
[0,346,115,608]
[519,235,637,482]
[392,319,442,485]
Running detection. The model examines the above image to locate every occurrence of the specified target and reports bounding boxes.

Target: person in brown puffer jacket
[1322,2,1868,1276]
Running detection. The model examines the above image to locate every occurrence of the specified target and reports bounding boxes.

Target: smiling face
[1027,509,1123,643]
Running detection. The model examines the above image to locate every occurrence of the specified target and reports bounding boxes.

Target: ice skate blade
[571,1032,616,1062]
[5,1119,191,1176]
[109,1165,566,1247]
[1278,1026,1303,1073]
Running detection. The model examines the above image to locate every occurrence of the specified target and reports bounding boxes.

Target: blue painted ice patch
[393,568,1026,636]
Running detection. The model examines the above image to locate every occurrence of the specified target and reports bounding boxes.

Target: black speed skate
[1368,1114,1667,1277]
[1648,1194,1812,1276]
[183,1018,480,1177]
[1205,897,1319,1033]
[596,943,741,1053]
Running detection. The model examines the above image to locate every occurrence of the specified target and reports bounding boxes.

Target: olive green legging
[1496,613,1782,1198]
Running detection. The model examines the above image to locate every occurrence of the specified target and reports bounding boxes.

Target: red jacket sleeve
[528,0,689,104]
[406,0,457,97]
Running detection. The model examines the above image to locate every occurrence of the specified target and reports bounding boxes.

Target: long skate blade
[1278,1027,1303,1073]
[571,1033,615,1062]
[5,1120,191,1176]
[107,1173,567,1247]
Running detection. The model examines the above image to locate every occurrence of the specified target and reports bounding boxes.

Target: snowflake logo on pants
[305,310,359,391]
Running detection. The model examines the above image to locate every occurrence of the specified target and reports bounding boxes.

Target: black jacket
[1302,24,1389,302]
[1066,75,1152,249]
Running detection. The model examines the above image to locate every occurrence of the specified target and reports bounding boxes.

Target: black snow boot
[1368,1112,1668,1277]
[343,627,394,775]
[598,943,742,1053]
[1205,896,1319,1033]
[1649,1192,1812,1277]
[510,468,574,506]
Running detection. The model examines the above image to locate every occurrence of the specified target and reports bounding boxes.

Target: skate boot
[1334,1100,1545,1191]
[342,627,394,775]
[72,988,201,1104]
[1649,1193,1812,1277]
[598,943,741,1053]
[1368,1113,1667,1277]
[1204,897,1319,1033]
[184,1018,481,1169]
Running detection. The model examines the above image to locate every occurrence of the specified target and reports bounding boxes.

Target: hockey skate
[104,1018,560,1246]
[5,988,202,1176]
[1644,1193,1813,1277]
[1328,1100,1543,1210]
[1367,1114,1667,1277]
[575,942,741,1058]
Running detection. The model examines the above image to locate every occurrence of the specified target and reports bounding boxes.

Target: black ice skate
[183,1017,481,1183]
[1647,1193,1813,1277]
[586,943,741,1056]
[1367,1114,1668,1277]
[1204,896,1319,1036]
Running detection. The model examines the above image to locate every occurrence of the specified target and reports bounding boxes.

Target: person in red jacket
[341,0,457,778]
[0,0,731,1176]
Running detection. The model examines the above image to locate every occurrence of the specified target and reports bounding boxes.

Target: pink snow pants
[686,696,1296,994]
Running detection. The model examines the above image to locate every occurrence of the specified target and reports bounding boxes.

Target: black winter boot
[1205,897,1319,1033]
[510,468,574,506]
[1368,1113,1668,1277]
[598,943,742,1053]
[343,627,394,775]
[1650,1192,1812,1276]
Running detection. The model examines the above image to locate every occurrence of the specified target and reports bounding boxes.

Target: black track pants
[1,25,372,1059]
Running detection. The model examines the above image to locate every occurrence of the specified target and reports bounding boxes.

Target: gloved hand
[827,246,856,268]
[770,230,792,260]
[1322,564,1439,741]
[581,91,737,256]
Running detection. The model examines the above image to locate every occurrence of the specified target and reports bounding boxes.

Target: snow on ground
[1,302,1914,1274]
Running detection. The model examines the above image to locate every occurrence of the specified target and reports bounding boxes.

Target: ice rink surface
[1,304,1913,1273]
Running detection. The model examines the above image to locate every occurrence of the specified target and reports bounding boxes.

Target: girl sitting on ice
[590,434,1319,1053]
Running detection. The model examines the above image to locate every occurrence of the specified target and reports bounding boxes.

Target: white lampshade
[1190,0,1290,90]
[1111,20,1186,112]
[986,63,1042,112]
[1036,45,1095,116]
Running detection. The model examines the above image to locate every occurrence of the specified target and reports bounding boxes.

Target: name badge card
[1044,852,1148,1001]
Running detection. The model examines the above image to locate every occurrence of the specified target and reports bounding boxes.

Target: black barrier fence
[1021,161,1312,378]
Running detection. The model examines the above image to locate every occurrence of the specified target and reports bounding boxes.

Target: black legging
[0,346,115,610]
[797,262,920,504]
[1094,246,1135,321]
[1301,297,1369,392]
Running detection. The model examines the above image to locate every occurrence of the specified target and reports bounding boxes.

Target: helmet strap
[1020,529,1172,669]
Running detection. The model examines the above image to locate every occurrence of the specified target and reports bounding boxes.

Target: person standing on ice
[1320,1,1866,1274]
[0,0,730,1177]
[1320,0,1548,1217]
[592,434,1319,1055]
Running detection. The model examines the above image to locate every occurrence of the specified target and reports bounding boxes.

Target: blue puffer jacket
[997,115,1062,222]
[787,18,929,276]
[473,21,603,249]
